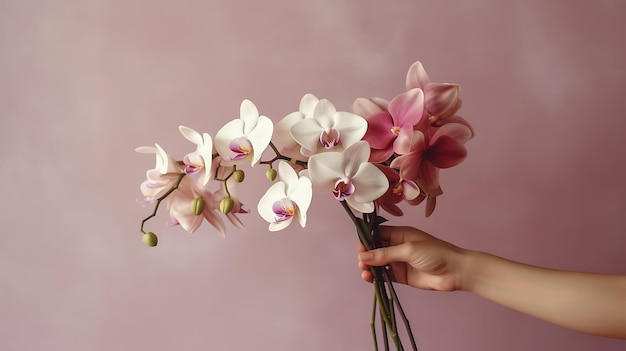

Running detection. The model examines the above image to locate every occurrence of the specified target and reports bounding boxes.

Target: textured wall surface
[2,1,626,350]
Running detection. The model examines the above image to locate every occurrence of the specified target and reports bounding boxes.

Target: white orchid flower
[290,98,367,157]
[178,125,213,187]
[257,161,312,231]
[274,93,319,160]
[307,141,388,213]
[135,143,184,202]
[214,99,274,166]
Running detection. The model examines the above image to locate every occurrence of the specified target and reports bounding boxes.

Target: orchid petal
[247,115,274,166]
[352,162,389,203]
[291,118,323,152]
[257,182,287,224]
[291,177,312,227]
[346,196,374,214]
[427,136,468,169]
[299,93,319,118]
[405,61,431,90]
[240,99,259,135]
[352,97,386,117]
[312,99,337,129]
[424,83,460,119]
[392,124,415,155]
[332,112,368,149]
[388,88,424,127]
[361,111,394,149]
[402,180,420,200]
[341,141,370,177]
[215,119,245,163]
[369,147,395,163]
[274,111,304,150]
[307,152,345,191]
[269,220,292,232]
[277,161,298,194]
[431,122,473,145]
[178,125,204,145]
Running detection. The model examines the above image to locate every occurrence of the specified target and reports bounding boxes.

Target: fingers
[378,225,432,246]
[358,243,413,267]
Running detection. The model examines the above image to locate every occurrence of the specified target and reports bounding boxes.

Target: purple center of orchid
[228,137,252,161]
[272,198,297,223]
[183,154,201,175]
[320,128,340,149]
[332,178,355,200]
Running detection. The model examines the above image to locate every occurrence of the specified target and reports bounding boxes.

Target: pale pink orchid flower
[274,93,320,161]
[214,99,273,167]
[290,99,367,157]
[257,161,312,231]
[406,61,462,124]
[166,176,227,235]
[178,125,213,187]
[354,88,425,162]
[135,143,184,203]
[307,141,388,214]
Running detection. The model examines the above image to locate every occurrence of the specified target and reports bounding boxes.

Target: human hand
[358,226,469,292]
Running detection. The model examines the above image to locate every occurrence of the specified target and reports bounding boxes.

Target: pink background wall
[2,1,626,350]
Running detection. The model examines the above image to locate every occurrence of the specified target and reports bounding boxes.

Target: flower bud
[191,197,205,215]
[266,168,277,181]
[219,197,234,214]
[232,169,245,183]
[142,232,158,247]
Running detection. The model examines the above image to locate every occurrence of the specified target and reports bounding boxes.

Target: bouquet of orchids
[137,61,473,351]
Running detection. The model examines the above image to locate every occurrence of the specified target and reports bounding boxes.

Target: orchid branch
[140,173,185,234]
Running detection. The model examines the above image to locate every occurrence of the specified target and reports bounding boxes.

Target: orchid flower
[374,164,420,216]
[307,141,388,213]
[390,123,472,215]
[290,99,367,157]
[135,143,184,203]
[178,125,213,187]
[214,99,274,166]
[166,176,227,235]
[406,61,462,124]
[257,161,312,231]
[274,93,320,161]
[354,88,425,162]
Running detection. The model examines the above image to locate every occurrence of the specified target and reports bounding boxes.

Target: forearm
[461,250,626,339]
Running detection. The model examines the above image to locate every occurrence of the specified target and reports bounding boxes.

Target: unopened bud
[191,197,206,215]
[142,232,158,247]
[232,170,245,183]
[266,168,277,181]
[219,197,234,214]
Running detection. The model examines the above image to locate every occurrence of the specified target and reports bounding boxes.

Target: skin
[357,226,626,339]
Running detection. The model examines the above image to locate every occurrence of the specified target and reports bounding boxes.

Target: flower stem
[140,173,185,234]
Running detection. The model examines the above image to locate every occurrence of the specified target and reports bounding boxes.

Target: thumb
[358,244,410,266]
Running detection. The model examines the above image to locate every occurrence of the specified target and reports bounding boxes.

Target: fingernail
[358,252,373,261]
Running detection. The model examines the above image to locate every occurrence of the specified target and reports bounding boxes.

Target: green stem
[140,173,185,234]
[371,294,379,351]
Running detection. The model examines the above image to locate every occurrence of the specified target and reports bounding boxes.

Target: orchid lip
[332,178,355,200]
[272,198,297,223]
[229,137,252,161]
[320,128,340,149]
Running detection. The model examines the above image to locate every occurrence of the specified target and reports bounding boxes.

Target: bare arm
[358,226,626,339]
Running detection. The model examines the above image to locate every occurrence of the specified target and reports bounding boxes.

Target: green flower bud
[191,197,206,215]
[143,232,158,247]
[266,168,277,181]
[232,169,245,183]
[219,197,234,214]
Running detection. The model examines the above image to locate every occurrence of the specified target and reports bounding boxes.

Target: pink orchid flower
[354,88,425,162]
[390,123,472,215]
[374,164,420,217]
[406,61,462,125]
